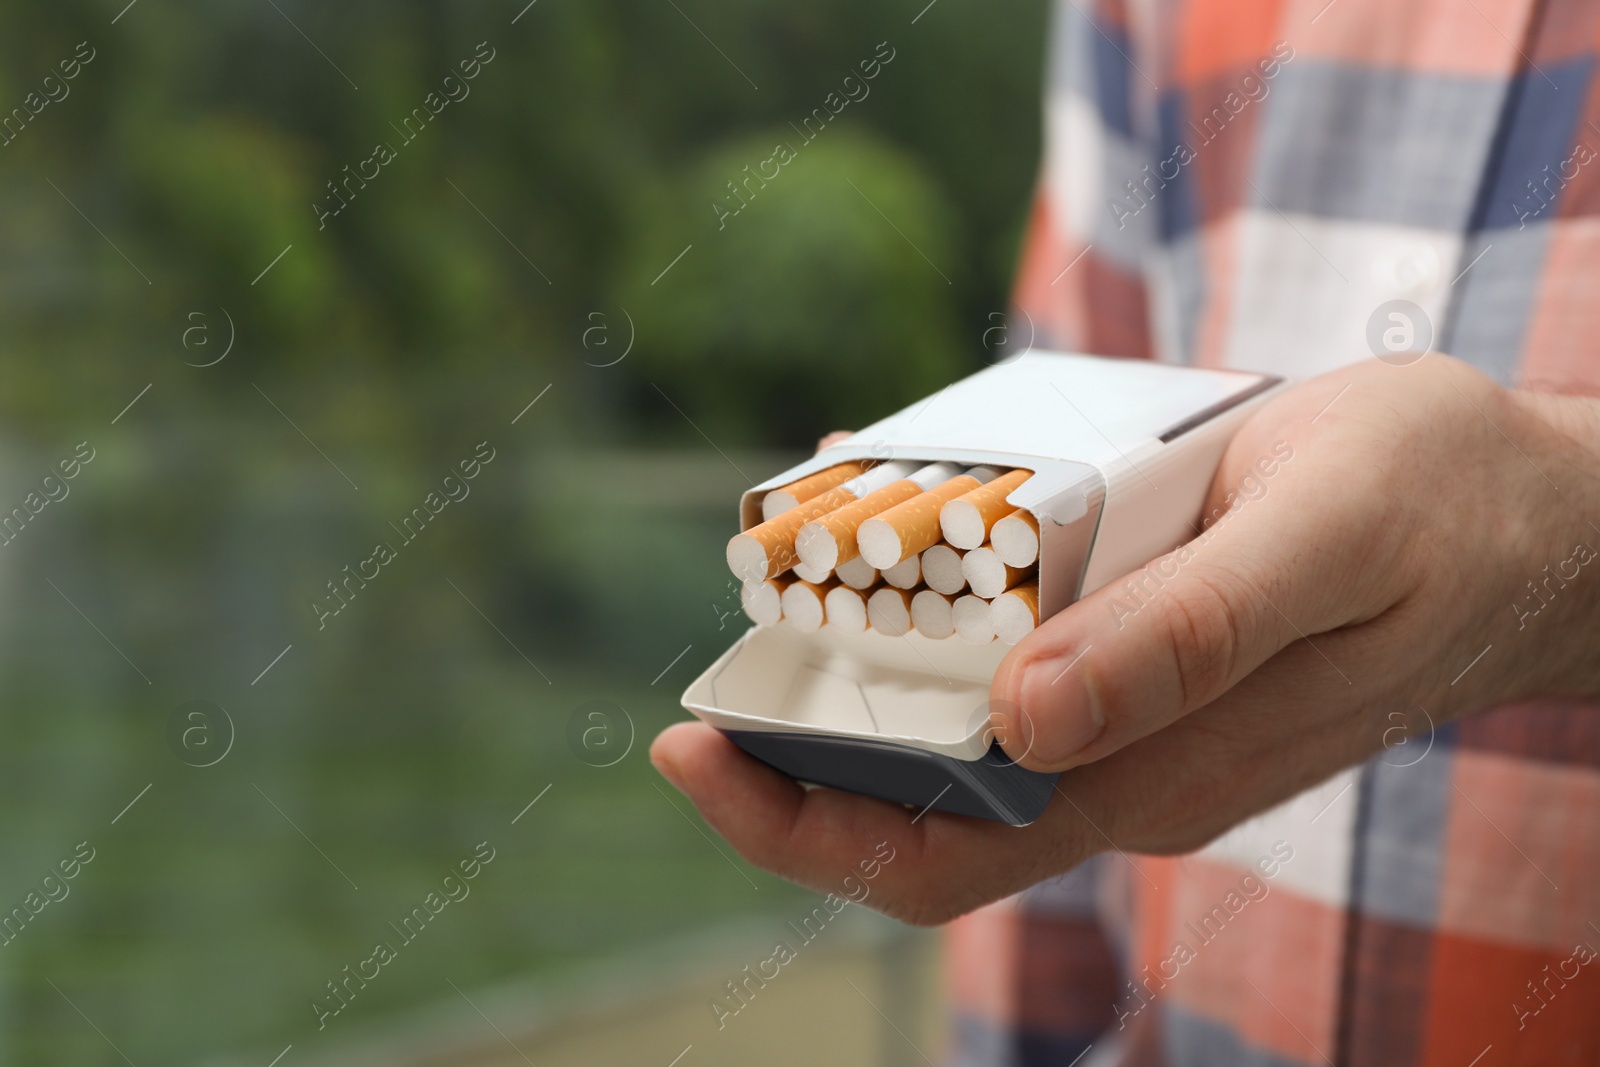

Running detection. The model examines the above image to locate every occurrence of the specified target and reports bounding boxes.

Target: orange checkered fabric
[945,0,1600,1063]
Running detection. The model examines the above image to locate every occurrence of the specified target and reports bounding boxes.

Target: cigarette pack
[681,351,1282,825]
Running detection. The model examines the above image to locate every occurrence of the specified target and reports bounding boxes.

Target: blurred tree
[619,129,966,444]
[0,0,1047,451]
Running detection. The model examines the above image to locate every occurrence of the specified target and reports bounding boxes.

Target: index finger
[817,430,853,454]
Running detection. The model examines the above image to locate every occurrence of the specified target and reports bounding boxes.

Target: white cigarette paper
[740,578,788,627]
[866,587,913,636]
[920,544,966,596]
[992,582,1039,645]
[962,547,1029,599]
[910,589,955,640]
[881,553,921,590]
[952,594,995,645]
[991,510,1040,568]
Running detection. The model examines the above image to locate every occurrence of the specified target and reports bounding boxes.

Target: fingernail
[1021,654,1104,766]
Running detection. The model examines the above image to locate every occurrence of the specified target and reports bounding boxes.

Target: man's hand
[652,355,1600,925]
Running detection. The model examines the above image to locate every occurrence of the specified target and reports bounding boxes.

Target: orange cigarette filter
[761,462,865,520]
[910,589,955,640]
[867,586,914,636]
[963,547,1031,599]
[920,543,967,595]
[940,468,1032,550]
[824,584,871,634]
[952,594,995,645]
[780,577,839,633]
[727,484,856,583]
[991,510,1040,568]
[740,576,791,627]
[992,582,1039,645]
[857,474,986,570]
[794,479,926,571]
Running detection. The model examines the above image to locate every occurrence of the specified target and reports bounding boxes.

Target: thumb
[991,498,1351,772]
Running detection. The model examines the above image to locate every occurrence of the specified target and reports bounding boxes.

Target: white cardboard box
[681,351,1282,824]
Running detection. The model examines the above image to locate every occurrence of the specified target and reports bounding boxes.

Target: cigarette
[857,466,1003,570]
[952,594,995,645]
[824,584,871,634]
[740,577,789,627]
[991,510,1039,568]
[835,555,878,590]
[881,552,921,590]
[780,578,838,633]
[867,587,914,636]
[939,468,1033,550]
[728,486,850,583]
[910,589,955,639]
[794,462,960,572]
[920,544,967,596]
[962,547,1030,599]
[761,462,864,520]
[731,462,916,582]
[792,558,832,585]
[992,582,1039,644]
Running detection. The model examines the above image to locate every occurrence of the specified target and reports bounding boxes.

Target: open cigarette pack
[682,351,1282,825]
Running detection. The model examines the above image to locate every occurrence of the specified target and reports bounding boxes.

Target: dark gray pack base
[722,729,1059,827]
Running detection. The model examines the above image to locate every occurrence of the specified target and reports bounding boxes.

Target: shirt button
[1371,242,1441,300]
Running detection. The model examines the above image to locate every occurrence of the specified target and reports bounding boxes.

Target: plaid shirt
[945,0,1600,1063]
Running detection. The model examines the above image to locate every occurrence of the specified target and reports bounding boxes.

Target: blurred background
[0,0,1047,1062]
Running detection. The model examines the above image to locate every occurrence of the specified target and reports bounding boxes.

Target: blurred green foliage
[0,0,1046,449]
[0,1,1048,1062]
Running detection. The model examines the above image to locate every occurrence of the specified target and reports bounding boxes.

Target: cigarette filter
[835,556,878,590]
[739,577,788,627]
[940,468,1033,550]
[761,462,864,520]
[952,594,995,645]
[991,582,1039,645]
[920,544,967,596]
[857,467,1002,570]
[794,462,959,572]
[991,511,1040,568]
[963,547,1030,599]
[780,578,837,634]
[732,462,916,581]
[910,589,955,640]
[881,553,921,590]
[727,486,851,583]
[791,558,832,585]
[866,587,913,637]
[824,585,871,634]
